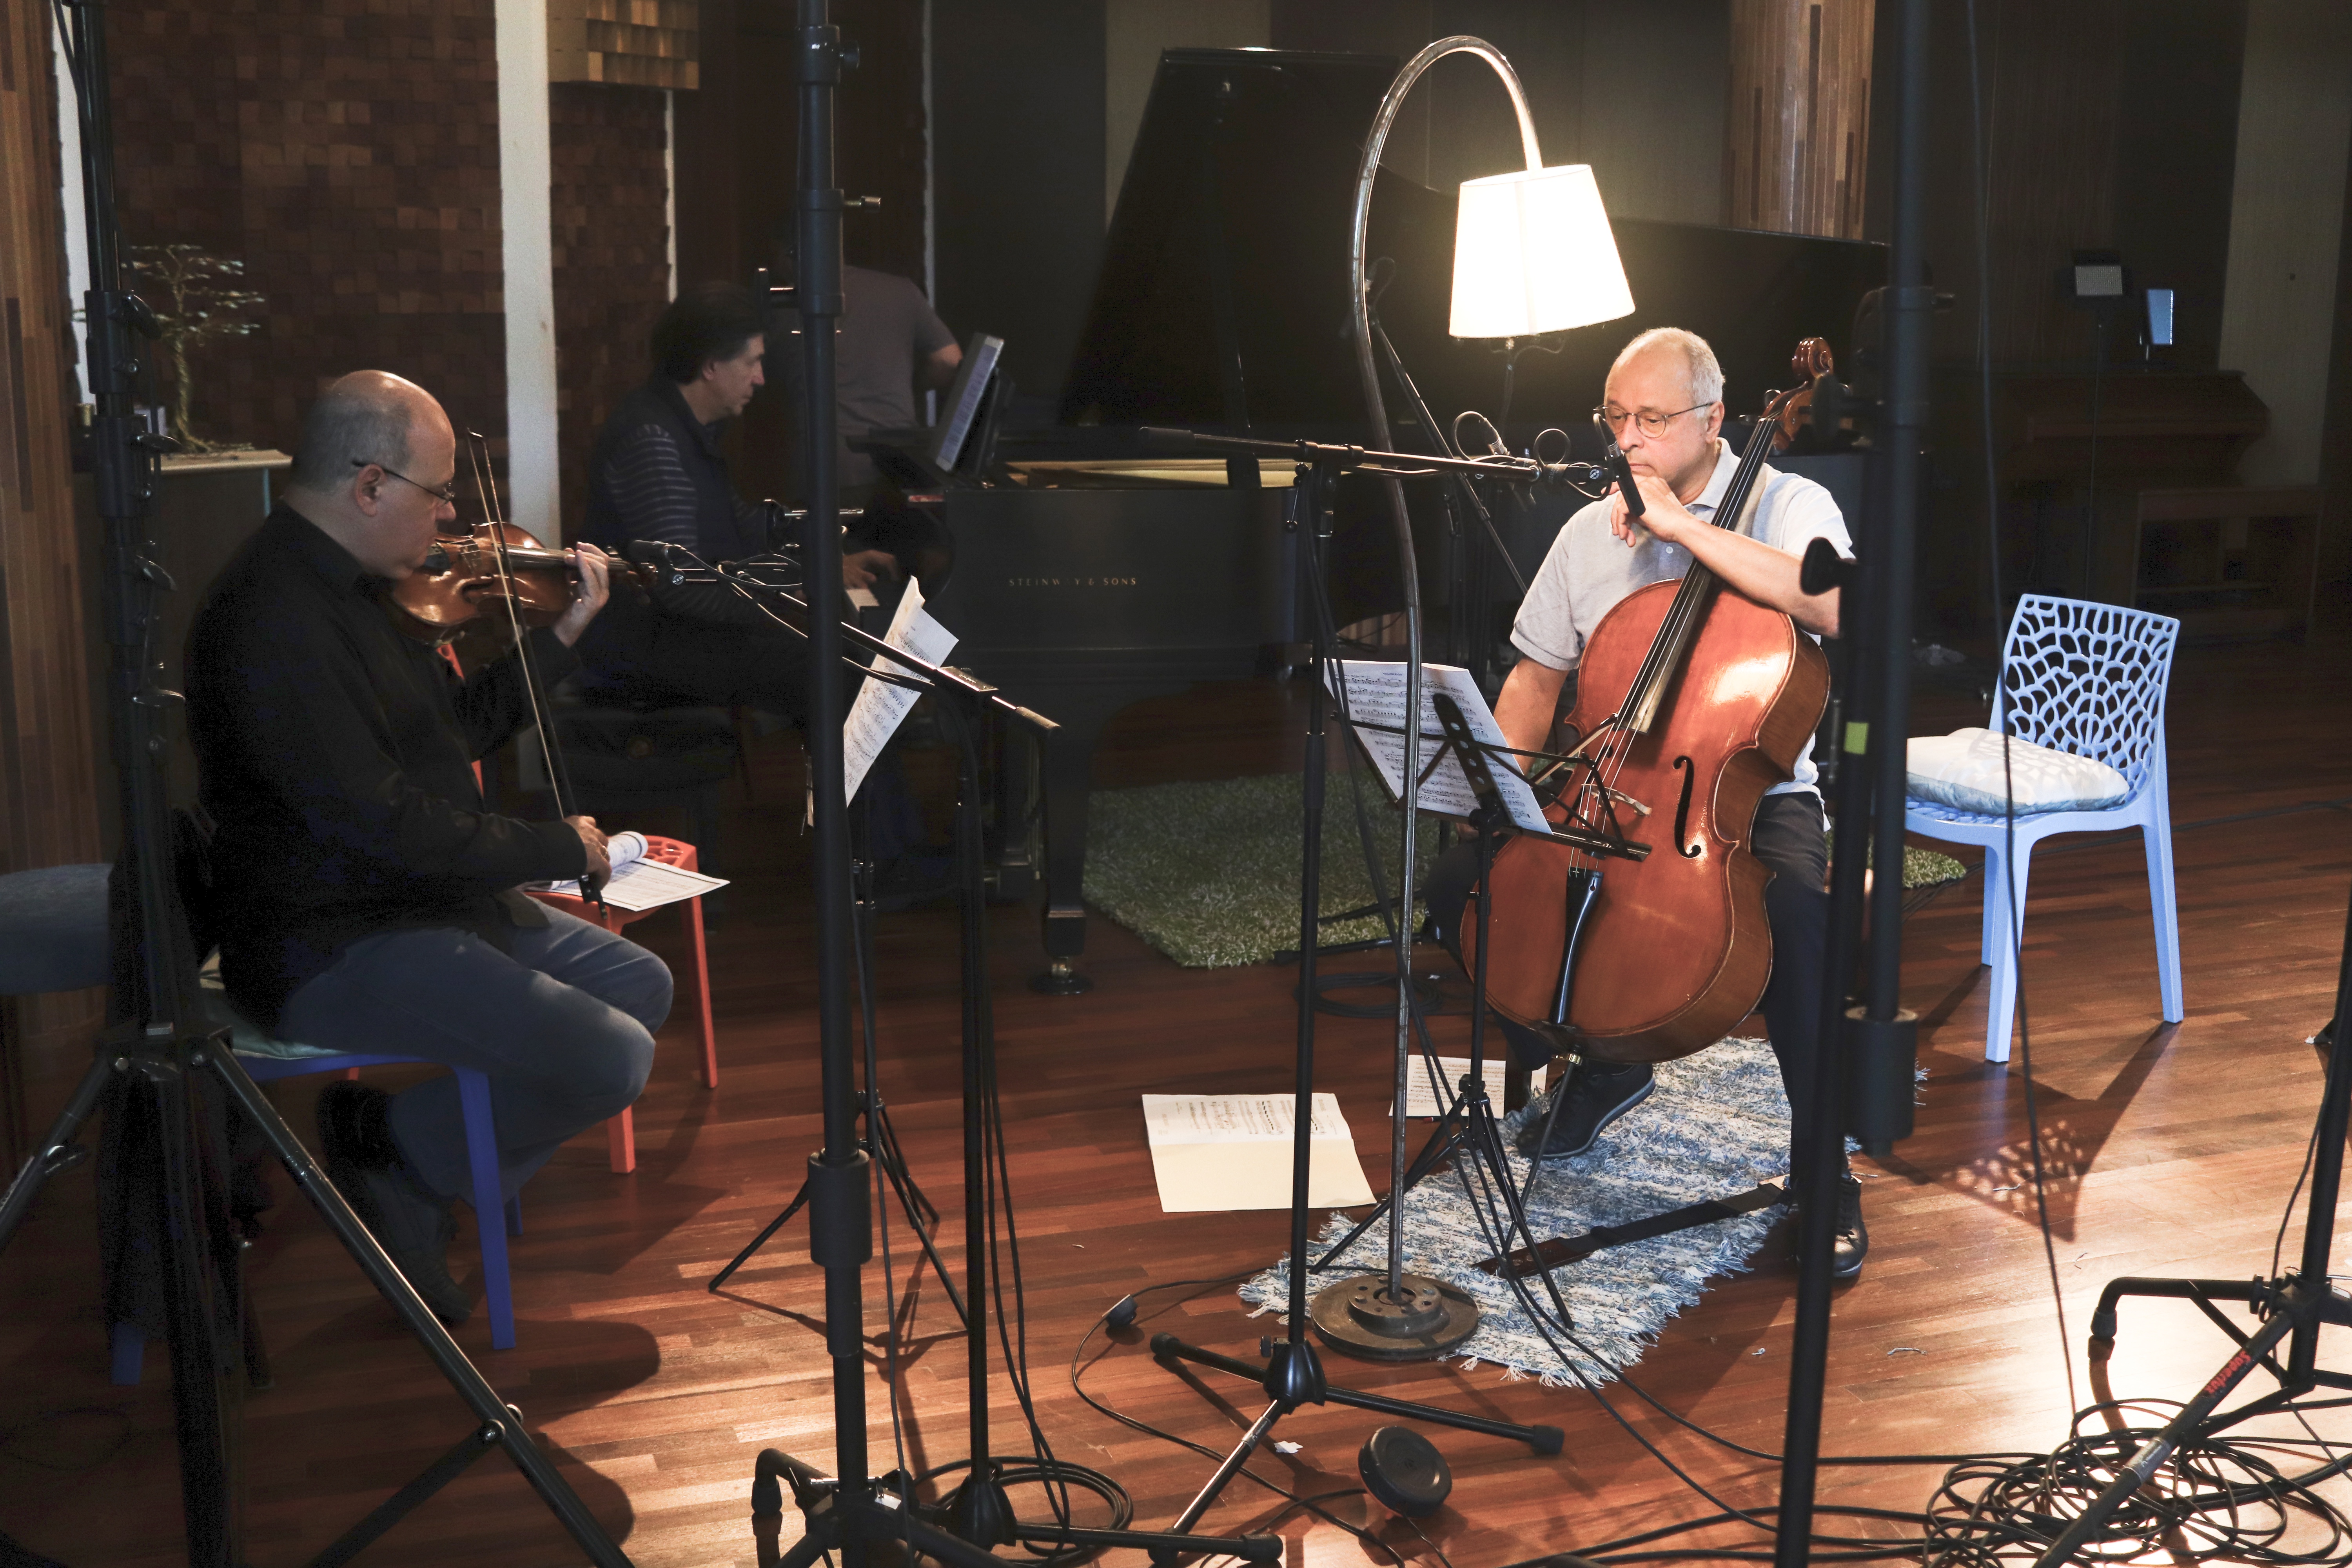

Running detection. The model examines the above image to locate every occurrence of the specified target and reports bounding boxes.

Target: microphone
[1602,441,1645,519]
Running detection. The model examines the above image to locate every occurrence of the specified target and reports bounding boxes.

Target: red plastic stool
[530,835,717,1173]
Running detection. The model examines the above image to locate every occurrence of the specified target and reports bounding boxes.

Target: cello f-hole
[1671,756,1702,858]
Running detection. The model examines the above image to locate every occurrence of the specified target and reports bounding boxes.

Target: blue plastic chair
[111,1028,525,1376]
[1904,594,2184,1064]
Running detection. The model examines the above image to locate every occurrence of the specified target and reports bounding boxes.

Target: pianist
[577,283,940,883]
[1425,327,1868,1279]
[575,281,897,725]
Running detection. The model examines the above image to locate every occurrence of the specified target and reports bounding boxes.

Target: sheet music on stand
[843,576,957,805]
[1328,661,1553,834]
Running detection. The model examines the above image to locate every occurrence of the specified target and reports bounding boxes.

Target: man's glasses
[352,457,459,506]
[1592,402,1714,440]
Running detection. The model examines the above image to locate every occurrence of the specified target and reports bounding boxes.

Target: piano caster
[1029,958,1094,996]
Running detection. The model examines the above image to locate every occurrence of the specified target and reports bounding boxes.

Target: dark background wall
[930,0,1107,413]
[550,83,670,536]
[105,0,512,456]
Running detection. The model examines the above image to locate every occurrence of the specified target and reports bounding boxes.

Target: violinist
[1427,327,1868,1278]
[186,370,673,1323]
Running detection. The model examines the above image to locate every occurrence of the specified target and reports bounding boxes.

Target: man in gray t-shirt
[1427,326,1869,1278]
[773,263,962,502]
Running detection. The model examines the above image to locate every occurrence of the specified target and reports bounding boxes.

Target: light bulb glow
[1448,164,1635,339]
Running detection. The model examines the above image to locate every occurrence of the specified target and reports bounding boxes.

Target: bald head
[283,371,459,579]
[287,371,450,494]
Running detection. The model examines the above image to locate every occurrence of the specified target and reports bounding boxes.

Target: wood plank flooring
[2,588,2349,1566]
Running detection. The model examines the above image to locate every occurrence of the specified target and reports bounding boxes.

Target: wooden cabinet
[2094,485,2322,641]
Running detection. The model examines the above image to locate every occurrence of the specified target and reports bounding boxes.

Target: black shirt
[186,505,588,1031]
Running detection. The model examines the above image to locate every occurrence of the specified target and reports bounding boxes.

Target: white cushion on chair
[1905,728,2131,817]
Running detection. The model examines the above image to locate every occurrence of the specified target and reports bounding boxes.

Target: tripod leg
[1167,1399,1287,1538]
[198,1046,632,1567]
[1312,1096,1468,1270]
[1154,1335,1564,1453]
[867,1098,940,1229]
[868,1105,967,1325]
[710,1183,817,1292]
[0,1049,117,1250]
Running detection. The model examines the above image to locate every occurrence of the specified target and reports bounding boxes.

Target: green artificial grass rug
[1083,774,1971,969]
[1083,771,1439,967]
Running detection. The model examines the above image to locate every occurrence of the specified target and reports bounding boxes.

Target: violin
[1459,339,1838,1063]
[385,519,651,666]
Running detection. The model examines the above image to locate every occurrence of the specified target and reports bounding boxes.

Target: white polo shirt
[1510,440,1852,796]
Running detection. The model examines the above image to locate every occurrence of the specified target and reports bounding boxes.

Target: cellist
[1426,328,1867,1278]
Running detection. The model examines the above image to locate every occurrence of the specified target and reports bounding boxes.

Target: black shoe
[1514,1060,1655,1161]
[316,1083,472,1325]
[1788,1170,1870,1281]
[1831,1171,1869,1279]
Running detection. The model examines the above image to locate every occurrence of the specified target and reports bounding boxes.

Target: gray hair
[1612,327,1725,408]
[288,373,421,490]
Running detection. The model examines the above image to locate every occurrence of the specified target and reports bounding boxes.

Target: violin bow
[462,431,608,911]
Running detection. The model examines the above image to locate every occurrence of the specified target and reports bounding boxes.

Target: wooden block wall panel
[550,0,699,91]
[549,80,670,537]
[1726,0,1876,240]
[105,0,511,463]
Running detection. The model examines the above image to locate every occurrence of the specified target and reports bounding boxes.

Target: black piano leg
[1029,710,1110,995]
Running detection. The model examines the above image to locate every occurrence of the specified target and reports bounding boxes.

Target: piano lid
[1061,48,1406,435]
[1062,47,1888,446]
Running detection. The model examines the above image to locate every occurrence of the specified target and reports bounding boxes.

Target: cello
[1460,339,1838,1064]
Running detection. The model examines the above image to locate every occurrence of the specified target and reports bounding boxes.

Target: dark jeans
[277,908,672,1205]
[1425,790,1831,1180]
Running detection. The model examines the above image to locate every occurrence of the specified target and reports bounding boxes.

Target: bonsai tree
[128,243,264,452]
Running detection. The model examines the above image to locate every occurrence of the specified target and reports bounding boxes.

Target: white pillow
[1905,727,2131,817]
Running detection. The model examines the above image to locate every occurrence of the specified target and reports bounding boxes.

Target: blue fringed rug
[1243,1036,1793,1387]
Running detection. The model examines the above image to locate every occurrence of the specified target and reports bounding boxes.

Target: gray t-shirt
[1510,439,1852,795]
[773,264,956,491]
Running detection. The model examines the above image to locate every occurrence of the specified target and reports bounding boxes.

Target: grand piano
[864,47,1885,988]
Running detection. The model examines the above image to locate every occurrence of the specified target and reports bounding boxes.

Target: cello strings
[1591,410,1779,820]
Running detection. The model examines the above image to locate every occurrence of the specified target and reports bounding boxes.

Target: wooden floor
[4,588,2351,1567]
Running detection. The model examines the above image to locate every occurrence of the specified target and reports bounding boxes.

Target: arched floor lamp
[1337,36,1635,1353]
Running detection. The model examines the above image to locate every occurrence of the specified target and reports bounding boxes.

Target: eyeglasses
[1592,402,1714,440]
[352,457,459,506]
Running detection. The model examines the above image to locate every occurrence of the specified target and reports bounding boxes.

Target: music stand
[1302,675,1648,1321]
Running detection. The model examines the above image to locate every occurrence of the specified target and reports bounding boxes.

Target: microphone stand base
[1308,1272,1479,1361]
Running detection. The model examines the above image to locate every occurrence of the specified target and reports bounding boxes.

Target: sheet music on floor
[539,853,728,913]
[1140,1092,1375,1212]
[1328,661,1552,833]
[1397,1055,1546,1118]
[844,576,957,806]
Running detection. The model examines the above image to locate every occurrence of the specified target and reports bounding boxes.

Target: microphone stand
[706,784,967,1327]
[663,554,1276,1566]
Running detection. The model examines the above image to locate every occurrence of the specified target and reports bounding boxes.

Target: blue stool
[0,863,112,994]
[109,1012,528,1379]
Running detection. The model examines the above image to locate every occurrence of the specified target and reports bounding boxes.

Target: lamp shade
[1448,164,1634,339]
